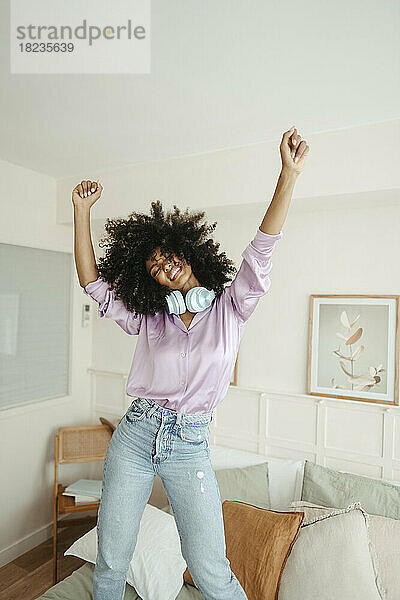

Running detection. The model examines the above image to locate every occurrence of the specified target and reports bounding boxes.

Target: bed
[37,444,397,599]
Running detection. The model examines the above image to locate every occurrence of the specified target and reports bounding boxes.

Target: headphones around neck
[166,287,216,315]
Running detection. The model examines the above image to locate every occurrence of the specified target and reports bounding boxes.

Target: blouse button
[181,352,186,357]
[180,381,185,386]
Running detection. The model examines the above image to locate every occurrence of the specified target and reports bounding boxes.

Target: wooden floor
[0,513,97,600]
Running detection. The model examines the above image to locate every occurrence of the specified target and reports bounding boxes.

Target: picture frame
[308,295,399,406]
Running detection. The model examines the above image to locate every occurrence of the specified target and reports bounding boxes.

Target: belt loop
[146,405,157,418]
[176,412,182,425]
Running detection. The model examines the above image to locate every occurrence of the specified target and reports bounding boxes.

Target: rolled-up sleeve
[83,276,143,335]
[226,227,283,324]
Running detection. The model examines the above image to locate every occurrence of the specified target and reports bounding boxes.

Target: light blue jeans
[93,397,248,600]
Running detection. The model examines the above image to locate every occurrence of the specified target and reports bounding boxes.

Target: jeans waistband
[132,397,213,424]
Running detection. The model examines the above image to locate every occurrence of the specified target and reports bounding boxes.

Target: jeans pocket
[125,404,147,424]
[178,422,209,445]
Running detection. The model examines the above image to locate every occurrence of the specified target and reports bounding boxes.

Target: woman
[72,126,309,600]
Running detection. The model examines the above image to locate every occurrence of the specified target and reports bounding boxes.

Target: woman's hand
[280,126,310,175]
[72,179,103,209]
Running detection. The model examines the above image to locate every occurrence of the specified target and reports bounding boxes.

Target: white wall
[0,160,94,566]
[56,120,400,225]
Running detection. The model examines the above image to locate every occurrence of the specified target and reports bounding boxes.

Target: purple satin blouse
[83,226,283,414]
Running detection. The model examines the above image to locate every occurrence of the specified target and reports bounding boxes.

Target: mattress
[38,562,202,599]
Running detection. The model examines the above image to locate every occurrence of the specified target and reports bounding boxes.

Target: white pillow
[278,502,386,600]
[209,444,304,510]
[290,500,400,600]
[65,503,186,600]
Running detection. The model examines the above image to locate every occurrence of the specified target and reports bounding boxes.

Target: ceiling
[0,0,399,179]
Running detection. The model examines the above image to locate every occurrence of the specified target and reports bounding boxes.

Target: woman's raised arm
[259,126,309,235]
[72,179,103,288]
[226,126,310,324]
[72,180,143,335]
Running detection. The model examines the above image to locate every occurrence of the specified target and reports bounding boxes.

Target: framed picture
[308,295,399,406]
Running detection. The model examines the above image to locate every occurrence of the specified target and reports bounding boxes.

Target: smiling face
[145,247,195,291]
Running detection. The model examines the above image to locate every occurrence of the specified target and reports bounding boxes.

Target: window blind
[0,243,71,410]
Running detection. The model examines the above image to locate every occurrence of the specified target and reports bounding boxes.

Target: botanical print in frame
[308,295,399,406]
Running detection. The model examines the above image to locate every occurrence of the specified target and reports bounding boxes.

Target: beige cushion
[184,500,304,600]
[290,500,399,600]
[278,503,386,600]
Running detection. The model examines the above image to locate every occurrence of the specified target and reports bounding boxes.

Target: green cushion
[214,462,270,508]
[162,462,270,513]
[301,460,400,519]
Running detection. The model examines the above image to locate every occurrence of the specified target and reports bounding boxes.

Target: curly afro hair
[96,200,238,317]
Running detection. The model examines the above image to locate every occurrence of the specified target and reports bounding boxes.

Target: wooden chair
[53,424,113,585]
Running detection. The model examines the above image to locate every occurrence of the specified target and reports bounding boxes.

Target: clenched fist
[72,179,103,209]
[280,126,310,175]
